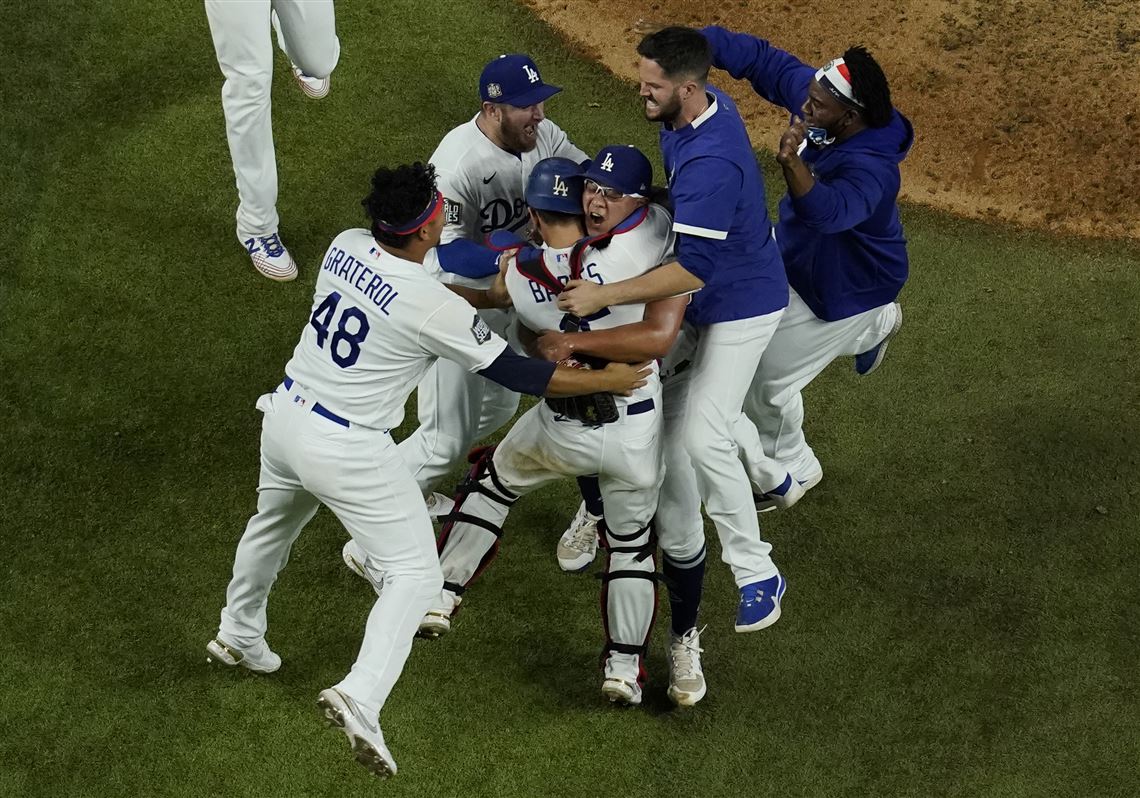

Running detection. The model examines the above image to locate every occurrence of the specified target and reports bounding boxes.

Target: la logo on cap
[552,175,569,197]
[523,64,539,84]
[600,153,615,172]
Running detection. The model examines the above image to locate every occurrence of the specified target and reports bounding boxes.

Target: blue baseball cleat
[854,303,903,375]
[734,573,787,632]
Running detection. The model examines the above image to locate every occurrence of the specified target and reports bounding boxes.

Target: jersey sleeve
[791,163,888,233]
[670,157,743,242]
[539,119,589,163]
[415,297,509,372]
[701,26,813,115]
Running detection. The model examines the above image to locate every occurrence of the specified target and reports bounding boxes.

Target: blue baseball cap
[525,157,584,214]
[581,145,653,197]
[480,54,562,107]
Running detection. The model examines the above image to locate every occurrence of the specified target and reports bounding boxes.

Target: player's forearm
[555,325,669,361]
[559,295,686,361]
[445,284,511,309]
[543,364,642,398]
[781,157,815,198]
[601,261,703,306]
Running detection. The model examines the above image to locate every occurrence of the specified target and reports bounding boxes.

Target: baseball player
[386,152,676,706]
[530,148,710,706]
[701,27,911,504]
[204,161,649,778]
[559,27,794,633]
[398,54,590,519]
[205,0,339,281]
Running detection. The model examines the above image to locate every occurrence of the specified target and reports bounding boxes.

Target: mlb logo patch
[444,198,462,225]
[470,314,492,345]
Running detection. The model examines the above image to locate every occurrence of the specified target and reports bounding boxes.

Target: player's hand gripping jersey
[284,229,508,430]
[504,203,675,414]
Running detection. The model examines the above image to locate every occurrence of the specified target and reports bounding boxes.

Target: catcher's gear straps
[512,206,649,299]
[598,520,660,657]
[437,445,518,595]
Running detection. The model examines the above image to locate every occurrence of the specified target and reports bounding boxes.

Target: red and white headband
[815,58,863,109]
[374,191,444,235]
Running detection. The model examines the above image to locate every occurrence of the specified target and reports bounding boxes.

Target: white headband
[814,58,863,109]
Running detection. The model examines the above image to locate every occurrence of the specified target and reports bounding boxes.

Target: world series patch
[470,314,492,345]
[444,198,462,225]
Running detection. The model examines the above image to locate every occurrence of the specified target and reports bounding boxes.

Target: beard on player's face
[641,86,682,123]
[497,104,544,153]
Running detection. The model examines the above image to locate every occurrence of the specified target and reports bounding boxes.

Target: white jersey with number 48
[284,229,509,431]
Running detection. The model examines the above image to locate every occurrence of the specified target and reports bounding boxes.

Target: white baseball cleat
[342,539,366,580]
[205,636,281,674]
[665,626,707,707]
[424,492,455,518]
[291,66,330,100]
[601,652,643,706]
[417,589,461,638]
[556,500,602,572]
[854,302,903,376]
[754,472,807,513]
[271,10,331,101]
[317,687,397,778]
[244,233,298,282]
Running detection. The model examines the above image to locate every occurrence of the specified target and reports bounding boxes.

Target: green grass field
[3,1,1139,796]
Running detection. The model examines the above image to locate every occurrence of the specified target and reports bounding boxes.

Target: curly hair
[636,26,711,83]
[361,161,439,247]
[844,46,893,128]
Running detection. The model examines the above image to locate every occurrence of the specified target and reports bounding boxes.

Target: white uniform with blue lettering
[398,118,587,494]
[215,228,508,722]
[435,204,674,690]
[204,0,339,244]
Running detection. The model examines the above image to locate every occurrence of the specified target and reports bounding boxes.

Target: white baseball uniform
[204,0,339,243]
[434,204,674,687]
[214,228,509,722]
[735,289,901,488]
[398,117,587,494]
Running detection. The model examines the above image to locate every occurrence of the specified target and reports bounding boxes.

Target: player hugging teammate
[206,24,911,781]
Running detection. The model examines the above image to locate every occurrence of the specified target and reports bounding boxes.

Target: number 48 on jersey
[309,291,370,368]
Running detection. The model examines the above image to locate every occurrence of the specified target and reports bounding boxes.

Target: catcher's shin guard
[598,521,659,687]
[436,446,518,595]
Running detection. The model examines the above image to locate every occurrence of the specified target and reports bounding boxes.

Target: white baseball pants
[217,380,442,720]
[397,356,520,494]
[436,400,662,673]
[737,289,901,488]
[655,311,784,587]
[204,0,339,240]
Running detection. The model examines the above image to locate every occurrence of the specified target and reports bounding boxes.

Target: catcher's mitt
[545,357,619,424]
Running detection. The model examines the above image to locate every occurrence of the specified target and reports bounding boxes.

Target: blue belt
[282,376,350,428]
[627,398,654,416]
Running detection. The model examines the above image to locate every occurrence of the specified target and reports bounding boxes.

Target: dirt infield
[526,0,1140,239]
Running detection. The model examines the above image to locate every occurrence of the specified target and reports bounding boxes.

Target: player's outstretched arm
[477,348,650,398]
[557,262,702,317]
[544,361,651,398]
[537,295,687,362]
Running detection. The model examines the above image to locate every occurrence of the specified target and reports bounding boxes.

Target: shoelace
[260,234,285,258]
[566,513,599,553]
[669,626,706,679]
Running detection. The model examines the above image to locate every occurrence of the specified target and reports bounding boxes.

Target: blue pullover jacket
[702,26,914,322]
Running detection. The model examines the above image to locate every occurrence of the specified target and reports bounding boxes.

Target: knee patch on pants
[437,446,518,595]
[599,521,658,661]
